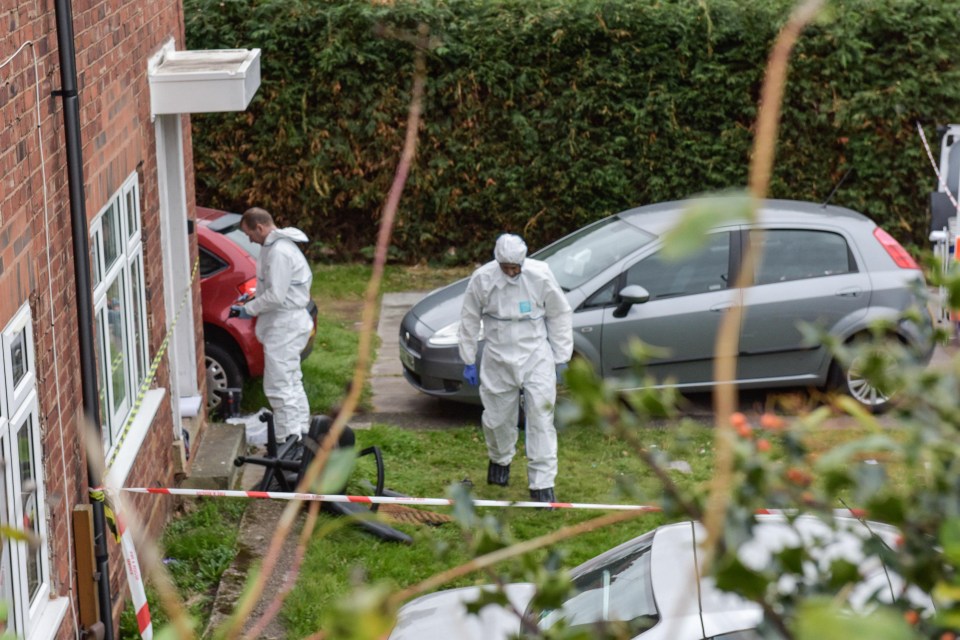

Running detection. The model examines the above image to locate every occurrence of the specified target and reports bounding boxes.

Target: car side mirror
[613,284,650,318]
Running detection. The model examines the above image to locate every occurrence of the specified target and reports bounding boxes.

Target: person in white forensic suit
[459,233,573,503]
[234,207,314,440]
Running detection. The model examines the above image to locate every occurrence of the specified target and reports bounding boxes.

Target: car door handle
[579,327,593,333]
[710,303,733,312]
[835,287,863,298]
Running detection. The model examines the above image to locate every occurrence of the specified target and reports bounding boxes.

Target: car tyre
[829,337,899,414]
[205,341,244,413]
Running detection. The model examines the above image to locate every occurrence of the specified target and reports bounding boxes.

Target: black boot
[529,487,556,503]
[487,461,510,486]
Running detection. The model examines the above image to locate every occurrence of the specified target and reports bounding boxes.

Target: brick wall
[1,0,198,636]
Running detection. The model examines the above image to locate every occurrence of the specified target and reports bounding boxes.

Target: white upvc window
[90,173,149,456]
[0,303,58,638]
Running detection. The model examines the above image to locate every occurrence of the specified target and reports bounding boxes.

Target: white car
[389,514,932,640]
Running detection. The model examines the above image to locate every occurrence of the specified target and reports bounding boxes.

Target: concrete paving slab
[355,291,482,430]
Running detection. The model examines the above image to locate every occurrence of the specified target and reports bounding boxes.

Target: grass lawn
[283,419,717,636]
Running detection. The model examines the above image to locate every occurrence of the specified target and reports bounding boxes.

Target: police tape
[89,489,153,640]
[917,121,959,211]
[120,488,872,521]
[122,487,663,512]
[105,257,200,471]
[117,511,153,640]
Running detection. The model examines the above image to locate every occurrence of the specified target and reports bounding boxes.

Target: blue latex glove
[229,305,252,320]
[556,362,568,381]
[463,364,479,386]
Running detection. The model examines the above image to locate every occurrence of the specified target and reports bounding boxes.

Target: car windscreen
[537,531,658,635]
[533,217,654,291]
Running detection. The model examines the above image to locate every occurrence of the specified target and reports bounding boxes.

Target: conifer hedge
[185,0,960,263]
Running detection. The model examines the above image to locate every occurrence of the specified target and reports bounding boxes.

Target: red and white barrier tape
[917,121,960,210]
[123,489,875,520]
[117,512,153,640]
[122,487,662,512]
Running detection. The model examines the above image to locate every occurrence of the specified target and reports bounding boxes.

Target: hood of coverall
[494,234,527,283]
[265,227,309,245]
[494,234,527,264]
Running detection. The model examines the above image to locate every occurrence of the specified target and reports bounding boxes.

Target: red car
[196,207,318,412]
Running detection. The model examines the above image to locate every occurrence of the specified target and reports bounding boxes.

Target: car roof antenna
[821,167,854,207]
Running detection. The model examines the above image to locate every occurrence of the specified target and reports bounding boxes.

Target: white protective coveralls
[244,227,314,439]
[458,235,573,490]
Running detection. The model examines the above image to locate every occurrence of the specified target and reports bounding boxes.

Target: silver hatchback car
[398,199,935,412]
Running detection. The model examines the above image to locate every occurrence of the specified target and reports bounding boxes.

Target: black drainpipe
[52,0,115,637]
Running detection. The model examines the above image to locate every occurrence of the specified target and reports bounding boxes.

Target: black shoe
[529,487,556,503]
[487,461,510,486]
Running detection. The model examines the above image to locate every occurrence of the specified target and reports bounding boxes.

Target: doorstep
[180,422,247,490]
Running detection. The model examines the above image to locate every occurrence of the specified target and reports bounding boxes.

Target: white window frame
[1,305,35,416]
[0,303,64,639]
[91,173,151,457]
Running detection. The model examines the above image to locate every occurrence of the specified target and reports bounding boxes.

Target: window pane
[541,534,658,634]
[9,330,27,389]
[130,260,146,386]
[91,173,146,452]
[199,247,227,278]
[106,276,129,416]
[125,185,139,240]
[752,230,854,285]
[626,233,730,299]
[16,416,40,602]
[95,310,110,450]
[0,432,12,631]
[102,202,121,273]
[90,232,102,288]
[584,279,618,309]
[537,218,655,291]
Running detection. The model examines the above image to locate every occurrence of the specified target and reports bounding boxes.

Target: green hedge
[185,0,960,263]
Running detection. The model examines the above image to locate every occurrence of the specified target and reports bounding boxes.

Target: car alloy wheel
[844,356,892,410]
[833,337,900,414]
[204,341,244,413]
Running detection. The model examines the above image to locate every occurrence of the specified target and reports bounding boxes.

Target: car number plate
[399,346,416,371]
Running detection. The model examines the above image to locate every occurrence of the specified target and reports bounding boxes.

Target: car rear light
[238,277,257,297]
[873,228,919,269]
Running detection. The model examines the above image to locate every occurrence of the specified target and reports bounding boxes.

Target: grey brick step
[181,422,246,490]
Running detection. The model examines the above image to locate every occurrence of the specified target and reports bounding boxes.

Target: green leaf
[940,518,960,566]
[827,558,861,590]
[813,434,897,471]
[464,588,510,616]
[777,545,805,574]
[660,192,754,260]
[327,583,397,640]
[0,526,30,543]
[714,554,769,601]
[793,598,914,640]
[316,447,358,494]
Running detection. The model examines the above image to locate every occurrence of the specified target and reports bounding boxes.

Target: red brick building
[0,1,258,637]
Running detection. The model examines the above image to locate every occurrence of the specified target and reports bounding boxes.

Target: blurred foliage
[185,0,960,263]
